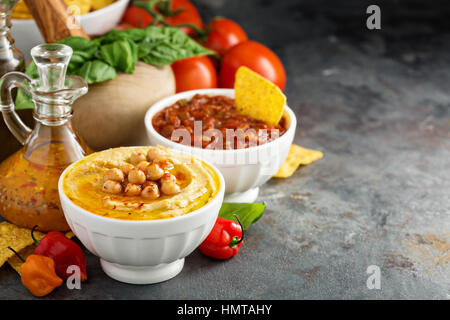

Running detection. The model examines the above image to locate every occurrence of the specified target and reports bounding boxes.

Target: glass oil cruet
[0,0,24,76]
[0,43,90,232]
[0,0,27,162]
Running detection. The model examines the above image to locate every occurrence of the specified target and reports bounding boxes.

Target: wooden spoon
[24,0,89,42]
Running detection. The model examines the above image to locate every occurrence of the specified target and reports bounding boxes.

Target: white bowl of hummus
[145,89,296,202]
[58,146,225,284]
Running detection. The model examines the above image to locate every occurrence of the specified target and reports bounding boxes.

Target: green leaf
[25,61,39,79]
[218,202,267,231]
[58,36,99,61]
[14,26,215,110]
[137,26,214,66]
[99,28,148,44]
[74,60,117,84]
[99,39,138,73]
[14,62,38,110]
[15,89,34,110]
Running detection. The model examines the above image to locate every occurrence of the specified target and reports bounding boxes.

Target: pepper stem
[230,214,244,248]
[8,246,25,263]
[31,225,40,246]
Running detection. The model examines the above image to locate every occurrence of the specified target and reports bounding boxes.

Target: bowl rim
[12,0,129,22]
[144,88,297,155]
[58,146,225,226]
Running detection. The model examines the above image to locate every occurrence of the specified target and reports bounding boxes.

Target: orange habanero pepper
[9,247,63,297]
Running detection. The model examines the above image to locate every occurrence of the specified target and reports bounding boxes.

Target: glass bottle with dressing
[0,0,27,161]
[0,43,90,231]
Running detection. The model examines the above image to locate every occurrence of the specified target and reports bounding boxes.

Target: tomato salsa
[152,94,287,149]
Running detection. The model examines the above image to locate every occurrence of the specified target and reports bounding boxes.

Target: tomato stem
[134,0,210,38]
[156,0,183,17]
[134,0,161,20]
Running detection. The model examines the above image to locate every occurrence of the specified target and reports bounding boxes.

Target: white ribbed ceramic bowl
[145,89,296,202]
[58,147,225,284]
[12,0,130,60]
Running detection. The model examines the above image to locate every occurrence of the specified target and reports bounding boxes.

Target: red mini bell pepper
[199,215,244,259]
[32,226,87,281]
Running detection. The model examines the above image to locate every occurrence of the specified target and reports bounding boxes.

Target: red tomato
[115,23,133,30]
[203,17,248,56]
[172,56,218,92]
[121,5,152,27]
[121,0,203,35]
[219,40,286,90]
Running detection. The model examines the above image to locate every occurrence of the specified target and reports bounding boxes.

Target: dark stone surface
[1,0,449,299]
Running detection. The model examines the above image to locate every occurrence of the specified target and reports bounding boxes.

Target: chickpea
[128,168,146,185]
[161,172,176,183]
[145,162,164,181]
[119,163,134,175]
[124,183,142,196]
[161,173,175,183]
[137,161,150,171]
[160,174,181,195]
[130,151,147,165]
[104,168,124,182]
[102,180,122,194]
[146,147,166,161]
[141,181,160,200]
[157,160,174,172]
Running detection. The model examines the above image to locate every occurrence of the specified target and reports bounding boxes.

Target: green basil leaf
[14,89,34,110]
[58,36,98,61]
[15,26,215,110]
[100,28,148,44]
[99,39,138,73]
[137,26,214,66]
[14,62,38,110]
[218,202,267,231]
[75,60,117,84]
[25,61,39,79]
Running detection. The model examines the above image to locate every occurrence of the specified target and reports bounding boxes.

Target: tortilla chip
[274,144,323,178]
[8,245,36,274]
[11,0,33,20]
[91,0,114,11]
[12,0,92,19]
[0,222,45,267]
[11,12,33,19]
[65,231,75,239]
[234,66,286,126]
[12,0,30,14]
[66,0,92,15]
[7,231,75,274]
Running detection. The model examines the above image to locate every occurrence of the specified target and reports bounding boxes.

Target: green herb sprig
[218,202,267,231]
[15,26,214,110]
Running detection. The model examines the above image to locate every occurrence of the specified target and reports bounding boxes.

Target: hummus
[62,146,220,220]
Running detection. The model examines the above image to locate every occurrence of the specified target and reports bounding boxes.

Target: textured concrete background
[1,0,449,299]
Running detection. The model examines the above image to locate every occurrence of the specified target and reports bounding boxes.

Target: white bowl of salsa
[145,88,297,202]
